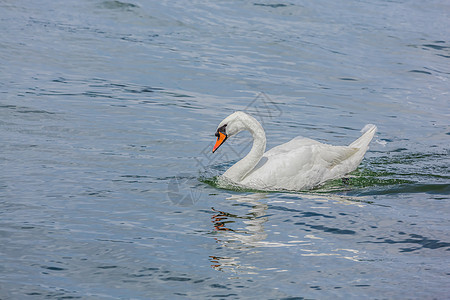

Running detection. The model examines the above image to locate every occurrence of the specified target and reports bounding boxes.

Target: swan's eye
[219,124,227,133]
[215,124,227,136]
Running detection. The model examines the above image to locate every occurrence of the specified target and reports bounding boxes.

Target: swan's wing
[253,141,358,177]
[264,137,357,167]
[318,146,359,168]
[264,137,321,157]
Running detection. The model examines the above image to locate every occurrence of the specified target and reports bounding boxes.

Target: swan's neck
[223,118,266,182]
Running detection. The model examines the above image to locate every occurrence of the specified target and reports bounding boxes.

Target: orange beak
[212,132,228,153]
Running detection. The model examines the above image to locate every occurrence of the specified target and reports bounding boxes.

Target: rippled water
[1,0,449,299]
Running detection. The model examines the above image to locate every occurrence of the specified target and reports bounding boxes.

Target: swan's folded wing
[319,146,359,168]
[264,137,321,157]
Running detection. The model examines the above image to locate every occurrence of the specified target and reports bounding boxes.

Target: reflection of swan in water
[209,193,365,273]
[211,193,275,248]
[209,193,268,273]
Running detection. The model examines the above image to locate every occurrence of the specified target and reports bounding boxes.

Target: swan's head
[212,111,251,153]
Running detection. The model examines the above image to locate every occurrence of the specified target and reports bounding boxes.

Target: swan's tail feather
[321,124,377,183]
[349,124,377,149]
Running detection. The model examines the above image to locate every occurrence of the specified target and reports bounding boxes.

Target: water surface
[1,0,449,299]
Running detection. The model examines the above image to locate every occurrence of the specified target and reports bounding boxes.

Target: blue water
[1,0,449,299]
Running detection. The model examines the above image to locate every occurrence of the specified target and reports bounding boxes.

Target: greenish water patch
[199,176,268,194]
[311,168,413,194]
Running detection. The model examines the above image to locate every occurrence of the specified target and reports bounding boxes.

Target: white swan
[212,111,377,191]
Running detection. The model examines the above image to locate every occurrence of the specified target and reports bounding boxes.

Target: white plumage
[212,111,376,191]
